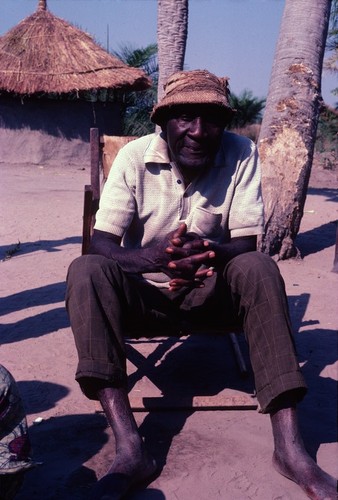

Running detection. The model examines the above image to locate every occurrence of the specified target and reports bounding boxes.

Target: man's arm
[88,224,215,278]
[89,229,163,274]
[209,235,257,266]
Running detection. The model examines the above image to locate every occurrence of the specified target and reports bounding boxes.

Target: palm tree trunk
[157,0,189,102]
[258,0,332,259]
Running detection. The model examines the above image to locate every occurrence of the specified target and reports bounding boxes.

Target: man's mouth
[183,145,206,155]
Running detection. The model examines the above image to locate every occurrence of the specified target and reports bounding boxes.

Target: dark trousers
[65,251,307,413]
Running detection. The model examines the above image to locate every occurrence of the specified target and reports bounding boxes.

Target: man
[66,69,337,499]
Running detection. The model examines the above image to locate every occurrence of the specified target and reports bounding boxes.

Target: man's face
[163,104,226,178]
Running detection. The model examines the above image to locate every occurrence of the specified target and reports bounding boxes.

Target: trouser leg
[223,251,307,413]
[66,255,142,398]
[65,254,179,400]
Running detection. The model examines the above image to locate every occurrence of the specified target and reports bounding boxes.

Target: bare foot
[89,447,158,500]
[273,449,337,499]
[271,407,337,499]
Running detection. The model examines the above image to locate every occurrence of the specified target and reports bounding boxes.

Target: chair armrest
[82,185,98,255]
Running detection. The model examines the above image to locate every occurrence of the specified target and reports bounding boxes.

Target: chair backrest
[81,128,137,255]
[101,134,136,180]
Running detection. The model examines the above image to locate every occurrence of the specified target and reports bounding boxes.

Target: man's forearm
[88,230,166,274]
[210,236,257,267]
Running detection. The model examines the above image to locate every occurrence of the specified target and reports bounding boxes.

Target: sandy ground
[0,160,337,500]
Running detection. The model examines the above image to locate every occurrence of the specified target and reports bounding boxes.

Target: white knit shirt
[95,131,264,286]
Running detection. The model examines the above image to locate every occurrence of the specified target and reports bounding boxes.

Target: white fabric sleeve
[94,146,137,237]
[228,144,264,238]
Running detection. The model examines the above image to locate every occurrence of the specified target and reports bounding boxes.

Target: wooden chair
[82,128,137,255]
[82,128,257,411]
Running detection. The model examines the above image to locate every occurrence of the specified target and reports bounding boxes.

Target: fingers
[167,253,215,291]
[165,223,187,251]
[183,239,209,251]
[171,223,187,242]
[168,225,209,251]
[168,278,204,291]
[168,267,214,291]
[167,250,215,271]
[195,266,214,278]
[166,240,210,258]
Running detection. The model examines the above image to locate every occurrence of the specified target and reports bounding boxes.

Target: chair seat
[94,334,257,412]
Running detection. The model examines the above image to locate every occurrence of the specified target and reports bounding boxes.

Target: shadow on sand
[7,291,338,498]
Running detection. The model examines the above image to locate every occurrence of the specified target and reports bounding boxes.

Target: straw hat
[151,69,235,125]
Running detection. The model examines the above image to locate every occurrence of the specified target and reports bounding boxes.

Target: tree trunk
[258,0,332,259]
[157,0,189,103]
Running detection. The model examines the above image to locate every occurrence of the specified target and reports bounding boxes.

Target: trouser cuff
[75,360,127,400]
[257,370,307,413]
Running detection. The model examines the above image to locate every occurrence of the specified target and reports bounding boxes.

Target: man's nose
[188,117,205,137]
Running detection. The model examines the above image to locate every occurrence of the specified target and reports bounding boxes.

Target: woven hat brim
[151,90,235,125]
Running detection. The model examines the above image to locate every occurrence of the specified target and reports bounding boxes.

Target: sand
[1,160,337,499]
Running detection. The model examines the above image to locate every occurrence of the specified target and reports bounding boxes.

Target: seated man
[66,69,337,499]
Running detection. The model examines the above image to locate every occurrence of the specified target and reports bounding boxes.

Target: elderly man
[66,70,336,499]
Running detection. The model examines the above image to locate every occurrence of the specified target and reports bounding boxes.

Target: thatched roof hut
[0,0,151,165]
[0,0,150,95]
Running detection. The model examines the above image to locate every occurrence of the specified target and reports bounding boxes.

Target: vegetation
[315,105,338,172]
[317,2,338,167]
[112,43,158,136]
[324,0,338,98]
[228,90,265,142]
[229,90,265,129]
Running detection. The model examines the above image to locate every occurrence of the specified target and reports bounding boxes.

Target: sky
[0,0,336,105]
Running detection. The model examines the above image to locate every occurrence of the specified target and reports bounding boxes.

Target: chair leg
[229,333,248,378]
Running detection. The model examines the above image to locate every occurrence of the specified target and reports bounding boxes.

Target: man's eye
[179,114,194,122]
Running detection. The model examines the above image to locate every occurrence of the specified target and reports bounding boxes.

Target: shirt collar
[144,132,171,164]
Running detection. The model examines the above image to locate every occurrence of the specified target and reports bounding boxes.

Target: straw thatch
[0,0,151,95]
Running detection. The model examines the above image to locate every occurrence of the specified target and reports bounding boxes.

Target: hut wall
[0,97,121,166]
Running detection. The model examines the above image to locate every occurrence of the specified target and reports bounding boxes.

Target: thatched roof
[0,0,151,95]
